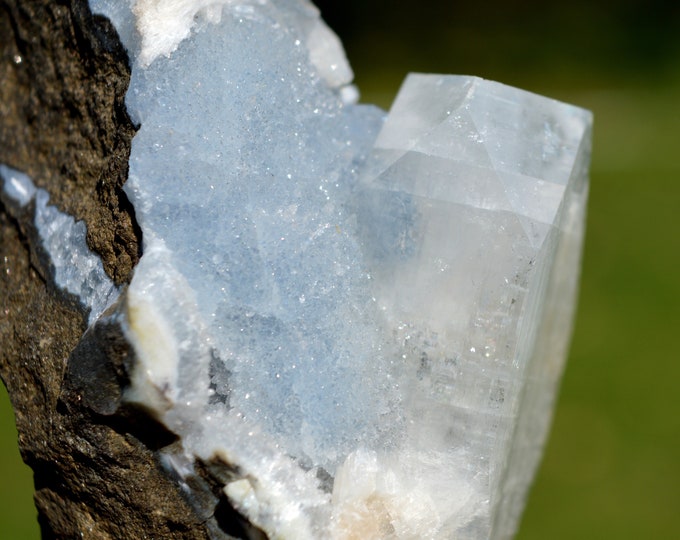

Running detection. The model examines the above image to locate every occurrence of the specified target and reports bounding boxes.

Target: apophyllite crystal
[352,74,591,538]
[1,0,592,538]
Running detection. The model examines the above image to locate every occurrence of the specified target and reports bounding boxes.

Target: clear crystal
[353,74,591,537]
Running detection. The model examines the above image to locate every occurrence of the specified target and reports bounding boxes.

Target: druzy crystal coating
[1,1,592,538]
[0,165,118,325]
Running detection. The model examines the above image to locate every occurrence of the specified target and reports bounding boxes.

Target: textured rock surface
[0,0,139,283]
[0,1,214,537]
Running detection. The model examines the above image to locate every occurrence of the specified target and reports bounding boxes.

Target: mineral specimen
[0,0,592,538]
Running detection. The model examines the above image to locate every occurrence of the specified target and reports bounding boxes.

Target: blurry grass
[0,384,38,539]
[1,69,679,540]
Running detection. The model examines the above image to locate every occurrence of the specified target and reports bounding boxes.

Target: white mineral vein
[0,165,119,325]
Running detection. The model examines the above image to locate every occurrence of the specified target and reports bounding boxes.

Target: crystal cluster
[1,1,592,538]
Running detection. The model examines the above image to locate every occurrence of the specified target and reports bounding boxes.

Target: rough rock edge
[0,1,261,538]
[0,0,139,285]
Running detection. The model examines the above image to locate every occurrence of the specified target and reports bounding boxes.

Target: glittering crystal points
[1,1,592,538]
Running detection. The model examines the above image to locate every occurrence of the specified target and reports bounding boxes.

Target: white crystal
[0,165,36,206]
[131,0,238,67]
[353,74,591,538]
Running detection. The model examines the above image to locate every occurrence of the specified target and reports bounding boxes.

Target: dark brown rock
[0,0,140,285]
[0,1,220,538]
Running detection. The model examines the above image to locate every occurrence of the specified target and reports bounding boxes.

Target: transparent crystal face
[354,74,591,538]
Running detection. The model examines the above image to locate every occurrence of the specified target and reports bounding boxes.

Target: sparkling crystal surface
[4,2,592,538]
[0,165,118,325]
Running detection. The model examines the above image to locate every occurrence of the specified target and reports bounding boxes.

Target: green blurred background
[2,0,679,537]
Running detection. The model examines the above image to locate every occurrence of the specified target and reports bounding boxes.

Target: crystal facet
[353,74,591,537]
